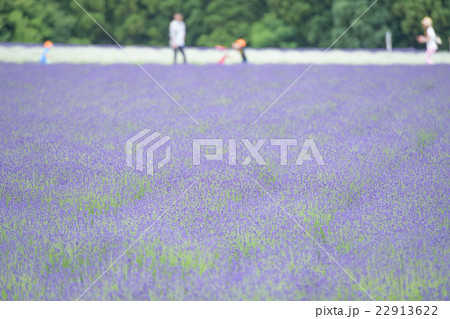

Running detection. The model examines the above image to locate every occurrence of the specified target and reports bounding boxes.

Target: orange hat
[44,41,53,48]
[235,39,247,47]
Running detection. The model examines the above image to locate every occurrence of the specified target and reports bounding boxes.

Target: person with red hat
[231,38,247,63]
[40,41,53,65]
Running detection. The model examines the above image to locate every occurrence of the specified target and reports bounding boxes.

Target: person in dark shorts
[232,38,247,63]
[169,13,187,64]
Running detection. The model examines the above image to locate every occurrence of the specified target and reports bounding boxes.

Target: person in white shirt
[416,16,438,65]
[169,13,187,64]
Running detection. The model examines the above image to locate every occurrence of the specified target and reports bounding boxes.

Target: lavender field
[0,62,449,300]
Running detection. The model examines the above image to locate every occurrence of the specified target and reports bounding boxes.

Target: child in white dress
[416,17,439,65]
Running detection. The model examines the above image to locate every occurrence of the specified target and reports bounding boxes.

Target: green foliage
[250,13,295,47]
[331,0,394,48]
[196,0,266,46]
[0,0,449,48]
[392,0,450,48]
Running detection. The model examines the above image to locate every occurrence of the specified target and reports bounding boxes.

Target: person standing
[416,17,440,65]
[40,41,53,64]
[169,13,187,64]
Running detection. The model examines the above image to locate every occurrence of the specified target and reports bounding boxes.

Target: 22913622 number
[375,306,438,316]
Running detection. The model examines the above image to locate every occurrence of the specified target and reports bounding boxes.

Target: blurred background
[1,0,449,49]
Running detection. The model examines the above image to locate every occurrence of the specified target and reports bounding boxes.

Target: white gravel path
[1,44,449,65]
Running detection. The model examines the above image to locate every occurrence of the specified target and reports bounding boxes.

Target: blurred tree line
[0,0,449,49]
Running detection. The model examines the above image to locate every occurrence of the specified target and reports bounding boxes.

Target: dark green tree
[0,0,448,49]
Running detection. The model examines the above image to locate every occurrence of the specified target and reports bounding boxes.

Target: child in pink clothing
[416,17,439,65]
